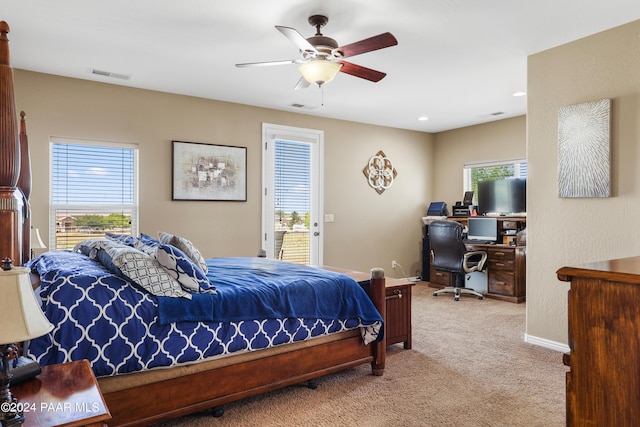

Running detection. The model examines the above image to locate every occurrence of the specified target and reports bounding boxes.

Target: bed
[0,24,386,426]
[24,235,387,427]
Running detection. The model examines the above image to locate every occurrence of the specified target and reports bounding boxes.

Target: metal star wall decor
[363,150,397,194]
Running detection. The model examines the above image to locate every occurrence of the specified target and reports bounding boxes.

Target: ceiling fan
[235,15,398,89]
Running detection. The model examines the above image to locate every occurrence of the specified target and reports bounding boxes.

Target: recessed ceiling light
[512,91,526,97]
[418,116,429,121]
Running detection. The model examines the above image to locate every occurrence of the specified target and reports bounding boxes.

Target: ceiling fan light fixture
[299,60,342,86]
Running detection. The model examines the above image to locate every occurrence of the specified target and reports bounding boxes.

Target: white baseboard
[524,333,570,353]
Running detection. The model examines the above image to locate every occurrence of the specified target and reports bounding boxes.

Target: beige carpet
[156,283,566,427]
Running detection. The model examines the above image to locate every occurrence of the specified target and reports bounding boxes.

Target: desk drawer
[489,270,515,295]
[430,268,453,286]
[501,221,519,230]
[488,248,515,264]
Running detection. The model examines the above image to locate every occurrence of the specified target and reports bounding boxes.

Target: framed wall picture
[172,140,247,201]
[558,98,611,198]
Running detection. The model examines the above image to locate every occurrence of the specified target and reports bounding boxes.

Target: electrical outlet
[392,260,397,269]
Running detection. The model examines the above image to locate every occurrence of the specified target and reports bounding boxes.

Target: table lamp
[0,258,53,426]
[30,227,46,260]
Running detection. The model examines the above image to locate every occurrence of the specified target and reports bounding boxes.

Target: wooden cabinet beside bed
[321,267,414,349]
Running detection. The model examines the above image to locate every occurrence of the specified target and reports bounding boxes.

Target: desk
[429,243,526,303]
[11,359,111,427]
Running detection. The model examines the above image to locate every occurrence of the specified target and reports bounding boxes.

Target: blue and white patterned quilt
[26,251,383,378]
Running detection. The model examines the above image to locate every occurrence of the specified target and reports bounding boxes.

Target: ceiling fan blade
[338,32,398,58]
[235,59,300,68]
[276,26,318,54]
[294,77,311,90]
[338,61,387,82]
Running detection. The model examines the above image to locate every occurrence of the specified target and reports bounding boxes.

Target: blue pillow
[133,233,161,256]
[158,232,208,273]
[155,244,216,294]
[105,232,136,247]
[139,233,160,246]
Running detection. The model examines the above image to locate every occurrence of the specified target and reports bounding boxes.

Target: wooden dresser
[557,256,640,426]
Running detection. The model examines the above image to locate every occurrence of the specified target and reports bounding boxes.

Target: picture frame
[172,140,247,201]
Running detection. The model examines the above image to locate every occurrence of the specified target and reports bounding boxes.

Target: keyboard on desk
[464,239,495,245]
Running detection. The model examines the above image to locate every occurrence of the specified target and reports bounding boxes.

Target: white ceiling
[2,0,640,133]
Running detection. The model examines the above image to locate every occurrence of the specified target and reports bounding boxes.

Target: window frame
[463,158,527,205]
[49,137,139,250]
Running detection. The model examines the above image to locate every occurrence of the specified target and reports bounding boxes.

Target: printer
[422,201,449,224]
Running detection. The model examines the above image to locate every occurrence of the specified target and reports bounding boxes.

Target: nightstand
[384,278,414,349]
[11,359,111,427]
[319,266,414,349]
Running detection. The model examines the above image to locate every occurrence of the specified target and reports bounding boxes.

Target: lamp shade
[30,227,45,249]
[0,267,53,344]
[298,60,342,86]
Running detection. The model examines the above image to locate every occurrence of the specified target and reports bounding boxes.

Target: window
[50,138,138,250]
[273,139,312,264]
[463,159,527,205]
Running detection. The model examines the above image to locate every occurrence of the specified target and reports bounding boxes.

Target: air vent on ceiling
[91,69,131,80]
[490,111,505,116]
[288,103,317,110]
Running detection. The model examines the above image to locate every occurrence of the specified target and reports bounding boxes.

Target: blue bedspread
[157,257,382,324]
[26,251,383,378]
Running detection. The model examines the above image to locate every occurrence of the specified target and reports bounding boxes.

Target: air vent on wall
[91,69,131,80]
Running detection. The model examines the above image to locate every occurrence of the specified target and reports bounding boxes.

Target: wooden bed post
[369,267,386,376]
[18,111,31,264]
[0,21,24,266]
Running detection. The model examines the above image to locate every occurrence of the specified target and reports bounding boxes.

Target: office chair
[429,220,487,301]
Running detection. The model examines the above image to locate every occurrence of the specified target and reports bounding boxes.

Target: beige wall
[527,20,640,345]
[13,70,434,275]
[433,116,527,206]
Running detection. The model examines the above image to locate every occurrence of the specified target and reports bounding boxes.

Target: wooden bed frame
[99,269,386,426]
[0,22,386,427]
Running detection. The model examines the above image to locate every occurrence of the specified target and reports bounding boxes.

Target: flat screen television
[466,217,498,241]
[477,178,526,216]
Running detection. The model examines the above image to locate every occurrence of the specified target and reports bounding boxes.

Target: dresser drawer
[488,270,515,295]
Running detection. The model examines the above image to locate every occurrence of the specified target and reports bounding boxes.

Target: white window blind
[273,139,311,265]
[50,139,138,250]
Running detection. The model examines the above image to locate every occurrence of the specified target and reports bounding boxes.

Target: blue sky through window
[52,143,134,205]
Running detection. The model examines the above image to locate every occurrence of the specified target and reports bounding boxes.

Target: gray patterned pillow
[158,232,208,273]
[76,238,191,299]
[108,246,191,299]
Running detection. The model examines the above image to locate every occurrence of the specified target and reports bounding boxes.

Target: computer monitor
[466,217,498,241]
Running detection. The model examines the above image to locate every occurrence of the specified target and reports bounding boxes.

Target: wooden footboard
[101,268,386,427]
